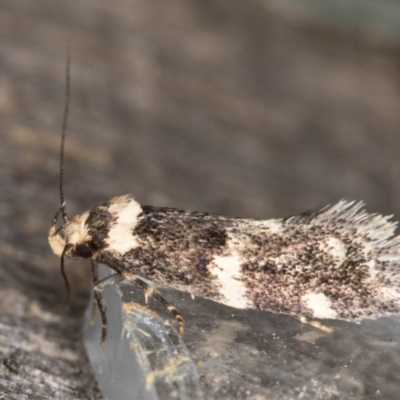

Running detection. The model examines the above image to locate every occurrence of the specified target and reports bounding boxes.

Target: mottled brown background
[1,0,400,398]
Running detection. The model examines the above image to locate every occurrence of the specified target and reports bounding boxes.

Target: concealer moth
[49,48,400,346]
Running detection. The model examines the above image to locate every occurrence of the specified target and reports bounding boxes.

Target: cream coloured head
[49,211,94,259]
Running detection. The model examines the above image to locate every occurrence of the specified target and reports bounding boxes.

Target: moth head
[49,203,94,305]
[48,208,93,259]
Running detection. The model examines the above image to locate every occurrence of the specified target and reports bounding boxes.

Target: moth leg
[152,288,185,336]
[93,272,124,346]
[122,271,185,335]
[90,260,100,325]
[299,316,333,333]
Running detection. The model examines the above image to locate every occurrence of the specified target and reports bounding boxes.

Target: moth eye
[75,243,92,258]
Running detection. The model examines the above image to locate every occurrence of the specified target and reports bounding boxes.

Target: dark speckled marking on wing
[135,206,228,248]
[86,201,117,251]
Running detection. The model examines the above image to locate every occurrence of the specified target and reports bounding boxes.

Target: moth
[49,50,400,346]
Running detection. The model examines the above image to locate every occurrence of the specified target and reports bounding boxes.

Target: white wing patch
[211,253,253,309]
[320,236,347,269]
[302,292,338,319]
[106,197,142,254]
[253,219,283,234]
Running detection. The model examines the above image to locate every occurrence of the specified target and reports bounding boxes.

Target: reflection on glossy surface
[84,265,400,399]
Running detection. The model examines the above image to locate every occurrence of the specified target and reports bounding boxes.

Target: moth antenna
[58,42,71,305]
[60,40,71,224]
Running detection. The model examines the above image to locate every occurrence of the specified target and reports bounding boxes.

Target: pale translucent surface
[84,265,400,399]
[84,265,202,400]
[83,269,157,400]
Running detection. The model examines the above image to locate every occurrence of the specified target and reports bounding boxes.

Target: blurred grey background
[1,0,400,398]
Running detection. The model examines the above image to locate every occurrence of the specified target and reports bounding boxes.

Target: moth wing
[235,200,400,321]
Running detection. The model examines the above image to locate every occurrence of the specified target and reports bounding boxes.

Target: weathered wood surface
[1,0,400,398]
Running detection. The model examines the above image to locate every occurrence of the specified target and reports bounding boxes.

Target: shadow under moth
[49,49,400,346]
